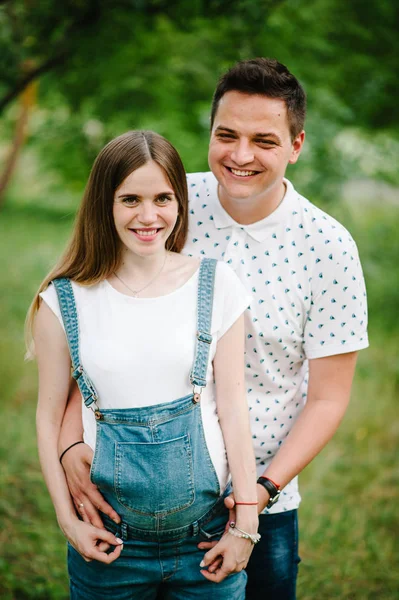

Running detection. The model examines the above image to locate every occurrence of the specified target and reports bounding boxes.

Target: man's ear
[289,131,305,164]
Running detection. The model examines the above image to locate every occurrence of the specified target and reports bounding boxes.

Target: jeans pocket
[199,511,228,541]
[115,434,195,516]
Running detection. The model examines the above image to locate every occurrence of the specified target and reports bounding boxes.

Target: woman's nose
[138,201,157,224]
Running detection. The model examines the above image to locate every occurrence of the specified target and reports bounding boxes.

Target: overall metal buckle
[192,385,203,404]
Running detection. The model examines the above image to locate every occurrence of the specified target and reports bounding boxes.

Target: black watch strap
[257,476,281,509]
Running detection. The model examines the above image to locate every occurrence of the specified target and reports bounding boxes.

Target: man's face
[208,91,304,213]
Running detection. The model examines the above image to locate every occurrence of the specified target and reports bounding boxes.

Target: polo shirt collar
[211,176,298,243]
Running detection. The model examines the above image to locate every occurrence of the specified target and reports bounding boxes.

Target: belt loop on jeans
[121,522,128,542]
[191,520,199,536]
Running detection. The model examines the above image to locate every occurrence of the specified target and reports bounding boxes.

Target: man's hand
[61,442,120,528]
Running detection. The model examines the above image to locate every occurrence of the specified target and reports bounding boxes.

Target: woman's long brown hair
[25,130,189,357]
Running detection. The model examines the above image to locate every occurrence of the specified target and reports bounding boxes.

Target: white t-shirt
[40,261,251,492]
[184,173,369,513]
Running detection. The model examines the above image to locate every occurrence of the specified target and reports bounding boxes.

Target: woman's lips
[129,228,161,242]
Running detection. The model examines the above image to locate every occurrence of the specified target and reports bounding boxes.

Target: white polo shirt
[184,172,369,513]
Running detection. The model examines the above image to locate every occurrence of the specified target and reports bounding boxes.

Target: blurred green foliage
[1,0,398,203]
[0,0,398,598]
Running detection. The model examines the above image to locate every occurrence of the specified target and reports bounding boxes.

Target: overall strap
[190,258,217,389]
[52,278,99,408]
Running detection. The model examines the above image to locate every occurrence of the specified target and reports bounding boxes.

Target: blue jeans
[245,510,300,600]
[68,511,246,599]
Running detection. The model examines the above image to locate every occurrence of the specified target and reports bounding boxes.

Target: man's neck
[218,181,287,225]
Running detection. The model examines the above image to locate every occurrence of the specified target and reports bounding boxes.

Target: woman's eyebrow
[116,192,140,198]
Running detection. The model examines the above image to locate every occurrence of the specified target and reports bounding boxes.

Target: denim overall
[53,259,230,543]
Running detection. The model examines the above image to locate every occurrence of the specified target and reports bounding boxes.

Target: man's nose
[230,140,254,166]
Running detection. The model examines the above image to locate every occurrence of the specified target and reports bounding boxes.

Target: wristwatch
[257,476,281,509]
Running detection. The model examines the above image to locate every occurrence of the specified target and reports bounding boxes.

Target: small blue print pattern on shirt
[183,172,368,513]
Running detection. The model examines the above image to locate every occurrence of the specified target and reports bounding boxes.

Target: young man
[59,58,368,599]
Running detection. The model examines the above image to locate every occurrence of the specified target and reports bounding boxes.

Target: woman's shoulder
[41,278,106,308]
[168,253,201,283]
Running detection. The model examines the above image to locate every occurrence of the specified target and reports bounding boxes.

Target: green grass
[0,201,398,599]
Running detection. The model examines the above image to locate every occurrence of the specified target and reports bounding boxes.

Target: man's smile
[225,166,260,178]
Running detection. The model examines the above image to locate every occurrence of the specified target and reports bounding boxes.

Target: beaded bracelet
[228,521,261,545]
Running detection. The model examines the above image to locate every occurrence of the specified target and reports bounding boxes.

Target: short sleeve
[304,237,369,358]
[39,283,65,332]
[213,261,252,340]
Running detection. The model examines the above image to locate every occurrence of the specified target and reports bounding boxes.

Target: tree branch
[0,51,67,114]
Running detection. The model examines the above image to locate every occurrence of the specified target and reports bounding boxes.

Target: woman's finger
[96,540,111,552]
[90,541,123,564]
[200,564,232,583]
[207,556,223,573]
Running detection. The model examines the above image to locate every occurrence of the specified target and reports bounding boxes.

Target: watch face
[267,490,281,508]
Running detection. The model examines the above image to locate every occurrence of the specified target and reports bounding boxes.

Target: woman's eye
[122,197,139,206]
[156,195,172,205]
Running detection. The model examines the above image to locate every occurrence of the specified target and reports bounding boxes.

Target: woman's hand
[61,518,124,564]
[199,530,256,583]
[61,442,120,528]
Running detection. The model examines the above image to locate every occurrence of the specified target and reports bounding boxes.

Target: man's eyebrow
[252,132,282,142]
[215,126,282,143]
[215,126,237,134]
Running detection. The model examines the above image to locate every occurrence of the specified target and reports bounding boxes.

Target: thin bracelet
[59,440,84,465]
[228,522,261,545]
[235,501,258,505]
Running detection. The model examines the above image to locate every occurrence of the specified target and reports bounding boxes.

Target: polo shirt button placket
[223,228,243,270]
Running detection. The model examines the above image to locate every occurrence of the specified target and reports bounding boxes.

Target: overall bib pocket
[114,434,195,515]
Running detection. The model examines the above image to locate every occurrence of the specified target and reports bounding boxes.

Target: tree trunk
[0,79,36,209]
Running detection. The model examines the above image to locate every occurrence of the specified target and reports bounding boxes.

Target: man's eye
[217,134,235,140]
[257,140,277,146]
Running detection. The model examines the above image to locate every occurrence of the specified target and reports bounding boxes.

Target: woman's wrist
[235,507,259,533]
[57,511,81,537]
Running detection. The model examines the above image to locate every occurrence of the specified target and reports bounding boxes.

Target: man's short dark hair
[210,58,306,140]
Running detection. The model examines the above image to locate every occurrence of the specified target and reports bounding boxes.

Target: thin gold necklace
[114,253,168,297]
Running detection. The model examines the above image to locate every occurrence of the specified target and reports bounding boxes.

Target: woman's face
[113,160,179,258]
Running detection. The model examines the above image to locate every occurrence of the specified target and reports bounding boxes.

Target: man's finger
[197,540,218,550]
[84,486,121,524]
[81,501,105,529]
[224,494,235,510]
[74,501,91,524]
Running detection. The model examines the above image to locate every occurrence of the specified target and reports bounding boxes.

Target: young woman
[27,130,259,599]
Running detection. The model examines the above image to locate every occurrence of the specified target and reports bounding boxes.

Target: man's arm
[59,381,120,526]
[257,351,358,510]
[199,350,358,556]
[58,380,84,455]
